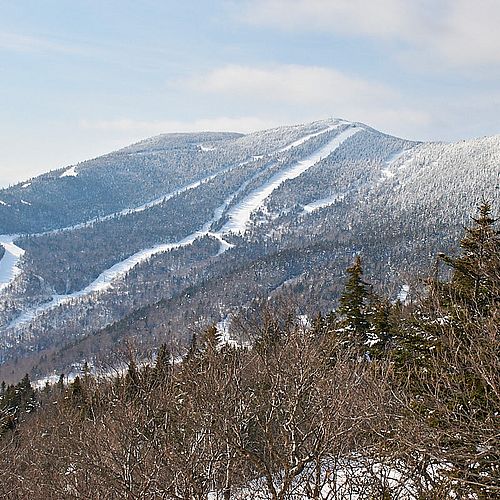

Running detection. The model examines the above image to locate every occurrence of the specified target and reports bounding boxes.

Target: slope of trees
[0,203,498,498]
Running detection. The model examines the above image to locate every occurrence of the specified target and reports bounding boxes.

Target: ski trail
[1,182,247,333]
[36,172,229,236]
[0,120,353,332]
[0,124,343,297]
[302,192,347,213]
[31,124,343,237]
[380,147,416,180]
[276,121,343,153]
[0,235,25,292]
[218,127,363,234]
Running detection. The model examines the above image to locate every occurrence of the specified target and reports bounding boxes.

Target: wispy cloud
[0,32,90,55]
[238,0,500,69]
[185,64,430,138]
[79,116,282,135]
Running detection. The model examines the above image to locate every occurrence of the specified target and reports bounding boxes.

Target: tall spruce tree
[336,256,372,354]
[440,201,500,317]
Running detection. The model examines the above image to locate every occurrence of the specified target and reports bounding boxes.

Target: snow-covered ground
[0,122,364,335]
[60,166,78,178]
[302,192,347,213]
[381,149,410,180]
[0,235,25,292]
[219,127,363,234]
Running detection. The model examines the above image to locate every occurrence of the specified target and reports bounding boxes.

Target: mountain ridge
[0,117,498,380]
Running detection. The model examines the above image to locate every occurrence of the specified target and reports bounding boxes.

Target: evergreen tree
[440,201,500,318]
[335,256,372,355]
[367,297,394,359]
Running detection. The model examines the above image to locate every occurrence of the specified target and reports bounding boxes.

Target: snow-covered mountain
[0,118,498,379]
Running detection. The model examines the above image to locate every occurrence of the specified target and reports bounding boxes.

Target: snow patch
[302,192,346,213]
[198,144,216,152]
[396,284,410,304]
[60,166,78,178]
[380,149,408,180]
[208,232,234,256]
[21,182,31,188]
[20,199,31,206]
[0,235,25,292]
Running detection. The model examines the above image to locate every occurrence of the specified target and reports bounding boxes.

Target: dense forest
[2,121,498,382]
[1,203,498,499]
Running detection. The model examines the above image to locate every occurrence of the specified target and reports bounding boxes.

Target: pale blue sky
[1,0,499,186]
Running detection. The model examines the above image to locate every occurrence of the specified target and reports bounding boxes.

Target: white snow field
[60,166,78,177]
[0,235,25,292]
[302,192,347,213]
[219,126,363,234]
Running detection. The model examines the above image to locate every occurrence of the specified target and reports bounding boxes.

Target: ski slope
[0,121,362,334]
[219,127,363,234]
[0,235,25,292]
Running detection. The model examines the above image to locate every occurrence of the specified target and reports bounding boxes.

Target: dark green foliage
[0,373,37,434]
[439,201,500,318]
[334,256,397,359]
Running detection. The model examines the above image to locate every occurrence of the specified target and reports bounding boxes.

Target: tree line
[0,203,498,498]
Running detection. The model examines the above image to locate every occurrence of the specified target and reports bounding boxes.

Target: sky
[1,0,499,186]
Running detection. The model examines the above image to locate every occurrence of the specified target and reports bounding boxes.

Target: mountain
[0,118,498,381]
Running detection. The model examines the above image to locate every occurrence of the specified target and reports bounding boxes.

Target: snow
[0,200,8,206]
[208,232,235,255]
[219,127,363,234]
[3,182,246,332]
[381,149,409,180]
[21,182,31,188]
[302,192,346,213]
[198,144,216,152]
[0,235,25,292]
[60,166,78,177]
[20,199,31,206]
[396,284,410,304]
[0,121,375,334]
[276,120,343,153]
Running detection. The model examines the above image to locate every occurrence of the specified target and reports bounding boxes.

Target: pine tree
[335,256,372,355]
[440,201,500,317]
[367,297,394,359]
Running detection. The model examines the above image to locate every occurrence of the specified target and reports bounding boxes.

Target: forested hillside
[0,118,498,382]
[1,203,498,499]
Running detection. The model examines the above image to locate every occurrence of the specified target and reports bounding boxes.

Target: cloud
[0,32,88,55]
[238,0,500,68]
[185,64,430,138]
[79,116,283,135]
